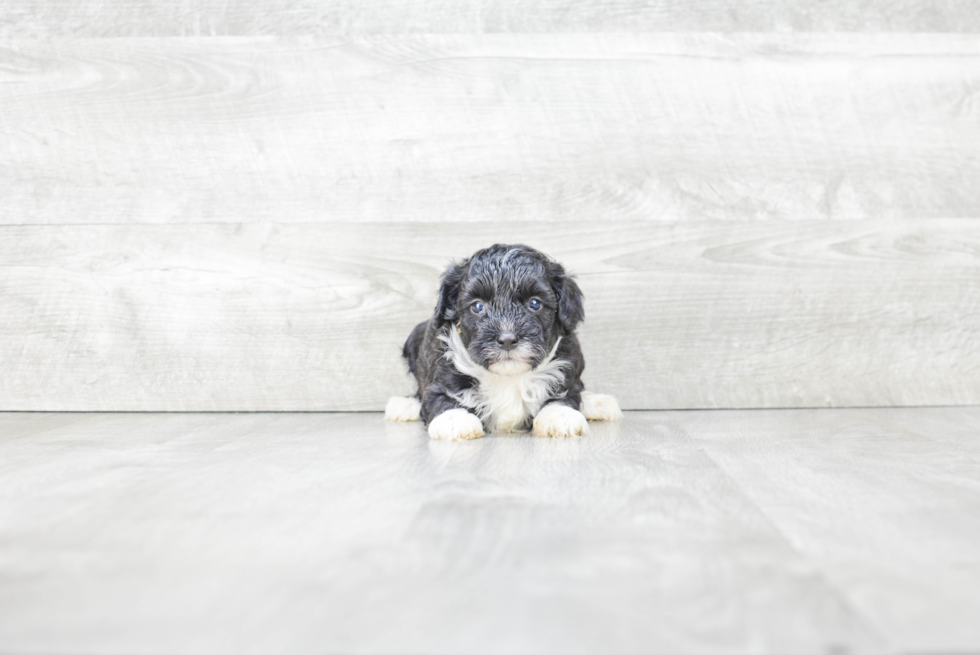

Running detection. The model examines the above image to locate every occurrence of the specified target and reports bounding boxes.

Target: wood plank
[1,220,977,411]
[2,35,980,225]
[3,1,979,37]
[687,407,980,652]
[0,411,881,653]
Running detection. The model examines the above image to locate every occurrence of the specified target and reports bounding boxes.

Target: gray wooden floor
[1,408,978,654]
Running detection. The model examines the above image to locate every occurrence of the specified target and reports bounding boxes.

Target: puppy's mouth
[485,345,536,375]
[488,355,532,376]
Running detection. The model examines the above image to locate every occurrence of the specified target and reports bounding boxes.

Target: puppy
[385,244,621,440]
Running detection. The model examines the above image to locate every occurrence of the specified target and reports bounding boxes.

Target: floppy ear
[434,260,467,325]
[549,262,584,334]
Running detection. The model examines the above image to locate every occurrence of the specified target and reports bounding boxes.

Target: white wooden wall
[2,4,978,411]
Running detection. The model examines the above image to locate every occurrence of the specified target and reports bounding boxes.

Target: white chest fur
[439,328,568,432]
[466,369,547,431]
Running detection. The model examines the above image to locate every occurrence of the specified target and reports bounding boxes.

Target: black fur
[402,244,587,429]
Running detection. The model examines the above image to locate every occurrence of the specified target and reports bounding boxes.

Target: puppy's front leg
[428,408,484,441]
[532,350,589,437]
[422,386,484,441]
[532,400,590,438]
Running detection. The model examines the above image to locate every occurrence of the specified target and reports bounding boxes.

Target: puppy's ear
[549,262,585,334]
[434,260,467,324]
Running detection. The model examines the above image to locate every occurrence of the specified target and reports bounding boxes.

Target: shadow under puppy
[386,244,621,440]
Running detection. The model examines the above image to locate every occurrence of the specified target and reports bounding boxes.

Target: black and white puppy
[385,244,621,440]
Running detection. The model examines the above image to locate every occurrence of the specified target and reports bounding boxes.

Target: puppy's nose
[497,332,519,351]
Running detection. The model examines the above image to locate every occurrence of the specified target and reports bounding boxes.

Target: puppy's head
[435,244,584,375]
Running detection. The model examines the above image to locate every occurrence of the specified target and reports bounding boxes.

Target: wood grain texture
[3,1,980,37]
[687,407,980,652]
[0,411,889,653]
[2,221,977,411]
[3,35,980,225]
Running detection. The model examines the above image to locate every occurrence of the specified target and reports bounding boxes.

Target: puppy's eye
[528,298,542,311]
[471,301,485,314]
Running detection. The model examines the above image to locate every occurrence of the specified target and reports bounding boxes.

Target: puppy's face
[435,245,584,375]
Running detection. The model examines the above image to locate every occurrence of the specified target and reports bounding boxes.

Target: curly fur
[387,244,620,439]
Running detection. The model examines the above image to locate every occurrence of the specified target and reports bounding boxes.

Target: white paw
[580,391,623,422]
[428,408,485,441]
[384,396,422,422]
[532,403,590,438]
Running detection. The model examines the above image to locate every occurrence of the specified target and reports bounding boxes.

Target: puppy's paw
[533,403,590,438]
[580,391,623,422]
[428,408,485,441]
[384,396,422,422]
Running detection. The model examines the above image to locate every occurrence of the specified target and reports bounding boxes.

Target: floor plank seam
[691,438,891,650]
